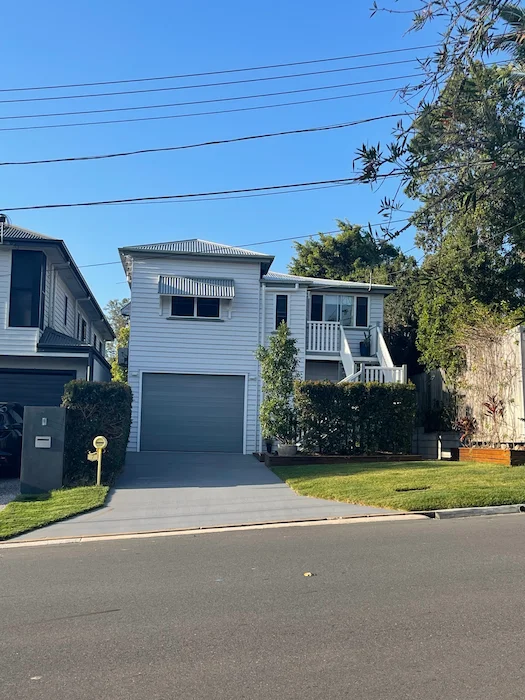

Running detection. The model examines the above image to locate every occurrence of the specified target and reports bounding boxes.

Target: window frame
[309,293,370,328]
[81,318,87,343]
[275,294,288,329]
[171,295,221,319]
[64,295,69,328]
[8,250,46,329]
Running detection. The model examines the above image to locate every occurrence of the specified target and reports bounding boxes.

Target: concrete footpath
[14,452,395,541]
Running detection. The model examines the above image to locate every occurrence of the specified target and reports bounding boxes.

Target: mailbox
[20,407,66,495]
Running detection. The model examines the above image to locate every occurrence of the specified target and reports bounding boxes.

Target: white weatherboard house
[119,238,407,454]
[0,223,114,406]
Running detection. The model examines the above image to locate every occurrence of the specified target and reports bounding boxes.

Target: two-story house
[0,223,114,407]
[119,238,406,455]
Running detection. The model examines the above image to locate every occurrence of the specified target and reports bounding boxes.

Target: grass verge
[273,461,525,511]
[0,486,108,540]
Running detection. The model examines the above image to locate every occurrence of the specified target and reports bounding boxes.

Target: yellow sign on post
[92,435,108,486]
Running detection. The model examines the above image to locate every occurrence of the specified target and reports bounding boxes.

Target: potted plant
[359,329,371,357]
[256,323,299,457]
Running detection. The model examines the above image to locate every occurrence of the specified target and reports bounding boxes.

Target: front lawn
[0,486,108,540]
[273,461,525,511]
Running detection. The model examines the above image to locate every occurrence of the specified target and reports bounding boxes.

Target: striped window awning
[158,275,235,298]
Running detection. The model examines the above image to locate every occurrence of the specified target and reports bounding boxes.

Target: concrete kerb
[0,512,426,548]
[2,503,524,549]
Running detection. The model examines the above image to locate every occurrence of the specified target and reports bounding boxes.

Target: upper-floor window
[9,250,46,329]
[64,294,69,328]
[81,318,88,343]
[93,333,98,350]
[309,294,369,327]
[171,296,220,318]
[275,294,288,328]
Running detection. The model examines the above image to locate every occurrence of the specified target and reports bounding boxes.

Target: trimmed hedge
[62,381,132,486]
[294,381,417,455]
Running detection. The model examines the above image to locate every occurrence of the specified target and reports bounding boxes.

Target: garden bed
[451,447,525,466]
[263,452,422,467]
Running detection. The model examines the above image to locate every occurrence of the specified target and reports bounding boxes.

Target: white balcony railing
[306,321,341,353]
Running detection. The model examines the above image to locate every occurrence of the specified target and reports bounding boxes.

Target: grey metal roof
[121,301,131,317]
[120,238,273,260]
[38,327,91,349]
[158,275,235,298]
[1,223,59,242]
[263,271,396,292]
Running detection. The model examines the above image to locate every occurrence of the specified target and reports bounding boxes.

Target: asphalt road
[3,516,525,699]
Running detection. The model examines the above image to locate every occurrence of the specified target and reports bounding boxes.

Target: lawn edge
[0,486,109,542]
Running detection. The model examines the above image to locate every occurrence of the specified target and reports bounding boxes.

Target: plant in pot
[256,322,299,456]
[359,329,371,357]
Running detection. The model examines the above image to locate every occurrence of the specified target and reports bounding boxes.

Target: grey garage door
[0,369,76,407]
[140,373,245,453]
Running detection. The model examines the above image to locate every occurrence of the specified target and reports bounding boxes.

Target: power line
[0,74,423,122]
[0,78,421,133]
[0,163,488,212]
[0,113,410,167]
[78,218,414,269]
[0,44,438,93]
[0,58,425,105]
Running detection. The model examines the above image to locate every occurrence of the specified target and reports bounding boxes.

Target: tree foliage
[104,298,130,360]
[110,325,130,383]
[255,322,299,443]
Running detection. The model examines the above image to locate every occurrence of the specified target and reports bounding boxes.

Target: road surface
[3,515,525,699]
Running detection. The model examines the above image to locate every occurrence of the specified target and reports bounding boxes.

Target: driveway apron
[14,453,395,540]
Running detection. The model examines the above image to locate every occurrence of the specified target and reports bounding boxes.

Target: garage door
[140,373,245,453]
[0,369,76,407]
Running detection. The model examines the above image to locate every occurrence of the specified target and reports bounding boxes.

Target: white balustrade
[306,321,341,353]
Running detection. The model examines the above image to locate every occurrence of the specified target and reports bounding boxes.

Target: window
[356,297,368,327]
[64,295,69,328]
[81,318,87,342]
[311,294,323,322]
[9,250,46,328]
[275,294,288,328]
[77,312,81,339]
[197,298,220,318]
[93,333,98,349]
[99,340,103,355]
[171,296,220,318]
[309,294,369,327]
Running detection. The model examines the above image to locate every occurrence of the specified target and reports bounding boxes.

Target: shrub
[62,381,132,486]
[255,322,299,443]
[294,381,417,455]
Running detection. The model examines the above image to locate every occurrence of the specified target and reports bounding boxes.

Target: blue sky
[0,0,437,307]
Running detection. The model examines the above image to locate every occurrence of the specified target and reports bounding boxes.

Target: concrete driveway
[15,453,395,540]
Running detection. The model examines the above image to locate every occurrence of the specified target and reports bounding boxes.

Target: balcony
[306,321,341,353]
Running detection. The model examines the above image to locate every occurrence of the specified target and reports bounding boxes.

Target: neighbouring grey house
[119,238,407,455]
[0,222,114,407]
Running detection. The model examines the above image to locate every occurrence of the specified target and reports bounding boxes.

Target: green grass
[0,486,108,540]
[272,461,525,511]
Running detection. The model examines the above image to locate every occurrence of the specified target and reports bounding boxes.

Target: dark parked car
[0,403,23,478]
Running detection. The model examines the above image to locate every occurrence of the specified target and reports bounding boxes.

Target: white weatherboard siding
[263,287,307,377]
[127,256,263,452]
[0,247,39,354]
[53,274,77,338]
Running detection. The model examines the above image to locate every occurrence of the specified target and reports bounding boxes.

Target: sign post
[89,435,108,486]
